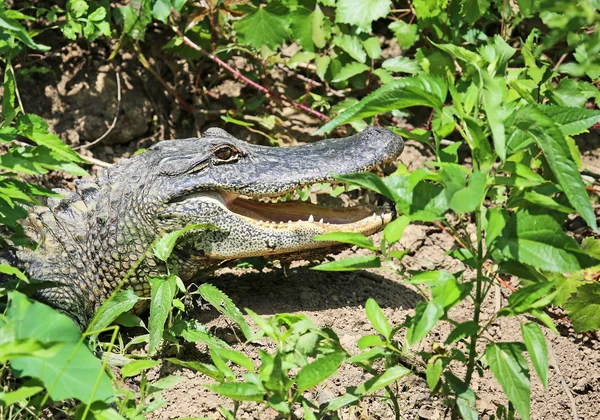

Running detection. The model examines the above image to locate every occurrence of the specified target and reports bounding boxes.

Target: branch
[172,26,330,122]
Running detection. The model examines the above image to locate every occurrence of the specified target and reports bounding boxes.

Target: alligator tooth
[279,221,283,224]
[288,220,293,223]
[319,218,324,223]
[298,219,303,222]
[372,213,377,218]
[308,214,314,222]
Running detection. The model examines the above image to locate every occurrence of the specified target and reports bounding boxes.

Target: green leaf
[334,35,367,63]
[88,289,142,333]
[153,223,214,262]
[513,105,598,232]
[334,172,397,201]
[535,105,600,136]
[212,347,255,372]
[365,298,391,340]
[382,215,410,247]
[433,42,482,68]
[315,55,331,81]
[521,322,548,389]
[296,352,345,393]
[206,382,264,402]
[405,300,444,347]
[148,275,178,355]
[388,20,418,49]
[413,0,446,18]
[445,321,479,345]
[2,64,16,122]
[314,75,447,135]
[495,209,599,273]
[482,71,508,161]
[16,114,85,164]
[198,283,253,341]
[460,0,491,22]
[335,0,391,31]
[166,358,224,381]
[311,5,328,49]
[290,6,314,52]
[313,232,376,251]
[6,293,114,403]
[312,255,381,271]
[0,9,50,51]
[151,0,171,23]
[0,264,27,281]
[114,3,152,40]
[331,62,370,83]
[381,57,420,74]
[0,384,44,407]
[234,2,290,49]
[564,283,600,332]
[426,357,443,389]
[121,360,160,378]
[362,37,381,60]
[355,365,411,393]
[449,171,487,214]
[486,343,530,420]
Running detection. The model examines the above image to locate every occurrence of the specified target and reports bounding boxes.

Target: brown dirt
[14,36,600,420]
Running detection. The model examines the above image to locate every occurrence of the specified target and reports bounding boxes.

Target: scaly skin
[3,127,404,327]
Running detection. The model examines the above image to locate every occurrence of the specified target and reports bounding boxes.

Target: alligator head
[13,126,404,326]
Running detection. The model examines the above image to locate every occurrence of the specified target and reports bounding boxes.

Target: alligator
[1,127,404,328]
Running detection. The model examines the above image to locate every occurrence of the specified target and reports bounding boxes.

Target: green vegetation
[1,0,600,419]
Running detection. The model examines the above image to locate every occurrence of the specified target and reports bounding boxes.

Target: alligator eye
[214,146,236,161]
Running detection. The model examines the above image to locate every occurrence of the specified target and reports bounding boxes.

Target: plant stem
[172,26,331,122]
[464,208,484,386]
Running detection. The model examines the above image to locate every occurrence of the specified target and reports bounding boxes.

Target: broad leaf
[513,105,598,232]
[206,382,264,402]
[331,62,370,83]
[315,76,447,134]
[121,360,160,378]
[381,57,420,74]
[335,0,391,31]
[564,283,600,332]
[88,289,141,333]
[234,2,291,49]
[521,322,549,389]
[148,275,178,355]
[405,300,443,347]
[365,298,391,340]
[296,352,345,393]
[486,343,530,420]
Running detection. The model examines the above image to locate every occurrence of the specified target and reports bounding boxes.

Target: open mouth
[219,186,394,235]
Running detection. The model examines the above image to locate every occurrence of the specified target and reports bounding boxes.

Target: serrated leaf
[362,37,381,60]
[331,62,370,83]
[460,0,491,23]
[234,2,290,49]
[521,322,548,389]
[148,275,178,355]
[166,357,224,381]
[513,105,598,232]
[290,6,313,51]
[311,5,328,49]
[198,283,253,340]
[315,55,331,81]
[2,63,16,122]
[365,298,391,339]
[482,71,508,161]
[314,75,447,134]
[448,171,487,214]
[535,105,600,136]
[312,255,381,271]
[413,0,446,18]
[335,0,391,31]
[313,232,376,251]
[0,9,50,51]
[486,343,530,420]
[335,35,366,63]
[388,20,418,49]
[88,289,142,333]
[381,57,420,74]
[564,283,600,332]
[495,209,599,273]
[296,352,345,393]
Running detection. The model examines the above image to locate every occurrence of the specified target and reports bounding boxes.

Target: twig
[275,63,345,98]
[172,26,331,121]
[547,339,579,420]
[75,71,122,150]
[82,155,112,168]
[135,45,196,114]
[552,53,569,72]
